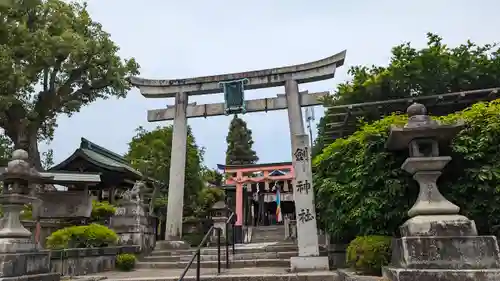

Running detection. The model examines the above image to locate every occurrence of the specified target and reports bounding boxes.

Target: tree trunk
[5,126,42,170]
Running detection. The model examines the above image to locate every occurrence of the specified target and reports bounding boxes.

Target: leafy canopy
[225,115,258,165]
[314,99,500,242]
[0,0,139,165]
[125,125,205,216]
[314,33,500,155]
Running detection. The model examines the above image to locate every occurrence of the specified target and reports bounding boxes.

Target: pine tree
[225,115,259,165]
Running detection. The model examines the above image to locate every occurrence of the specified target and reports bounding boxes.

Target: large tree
[225,115,258,165]
[0,0,139,168]
[125,125,205,217]
[313,33,500,155]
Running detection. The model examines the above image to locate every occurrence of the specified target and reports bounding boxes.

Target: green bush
[91,200,116,222]
[314,100,500,242]
[46,223,119,249]
[346,236,392,276]
[116,253,136,271]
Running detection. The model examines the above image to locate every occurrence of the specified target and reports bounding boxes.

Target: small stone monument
[110,181,155,254]
[210,200,228,242]
[383,103,500,281]
[0,149,60,280]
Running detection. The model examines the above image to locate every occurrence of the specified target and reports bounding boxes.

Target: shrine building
[217,161,297,239]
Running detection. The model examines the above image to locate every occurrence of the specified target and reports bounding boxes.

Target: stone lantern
[210,200,229,241]
[383,103,500,281]
[0,149,59,280]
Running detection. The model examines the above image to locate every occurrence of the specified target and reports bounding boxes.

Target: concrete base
[400,214,477,237]
[290,256,329,272]
[383,267,500,281]
[155,240,190,250]
[391,235,500,269]
[384,234,500,280]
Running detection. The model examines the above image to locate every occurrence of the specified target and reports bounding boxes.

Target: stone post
[0,149,60,280]
[383,103,500,281]
[210,201,228,243]
[289,134,329,271]
[162,91,190,249]
[285,79,328,271]
[111,181,155,254]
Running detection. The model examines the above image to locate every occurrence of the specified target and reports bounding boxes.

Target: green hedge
[46,223,118,249]
[346,236,392,276]
[116,253,137,271]
[314,100,500,241]
[91,200,116,223]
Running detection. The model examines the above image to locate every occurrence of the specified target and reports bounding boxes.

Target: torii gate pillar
[164,92,188,243]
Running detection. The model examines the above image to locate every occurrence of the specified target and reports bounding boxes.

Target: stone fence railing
[50,245,139,276]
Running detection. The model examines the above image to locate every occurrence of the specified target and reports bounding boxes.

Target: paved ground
[82,267,290,280]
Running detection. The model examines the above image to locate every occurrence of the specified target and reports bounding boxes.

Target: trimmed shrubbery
[116,253,137,271]
[91,200,117,223]
[346,235,392,276]
[46,223,118,249]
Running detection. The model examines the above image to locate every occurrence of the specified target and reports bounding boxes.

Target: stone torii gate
[130,50,346,271]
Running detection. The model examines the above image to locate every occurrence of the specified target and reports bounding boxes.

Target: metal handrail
[178,212,236,281]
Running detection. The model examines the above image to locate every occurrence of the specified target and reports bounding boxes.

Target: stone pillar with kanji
[289,134,329,272]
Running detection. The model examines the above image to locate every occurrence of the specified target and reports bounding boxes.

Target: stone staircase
[137,242,296,269]
[250,225,286,243]
[83,242,338,281]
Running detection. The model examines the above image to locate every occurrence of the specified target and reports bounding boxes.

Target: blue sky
[41,0,500,170]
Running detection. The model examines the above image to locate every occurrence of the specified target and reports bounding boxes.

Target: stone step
[136,258,290,269]
[87,268,338,281]
[252,235,286,241]
[253,231,284,236]
[142,251,299,262]
[150,244,299,256]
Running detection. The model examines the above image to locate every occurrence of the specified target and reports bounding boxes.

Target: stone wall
[49,245,139,276]
[22,220,69,248]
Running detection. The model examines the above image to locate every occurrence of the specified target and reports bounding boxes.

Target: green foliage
[116,253,137,271]
[45,223,118,249]
[41,148,54,170]
[346,236,392,276]
[191,187,225,218]
[0,133,12,166]
[225,115,258,165]
[152,196,168,217]
[202,167,224,186]
[314,99,500,242]
[91,200,116,222]
[0,204,31,219]
[0,0,139,167]
[314,33,500,154]
[20,204,32,220]
[125,125,205,217]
